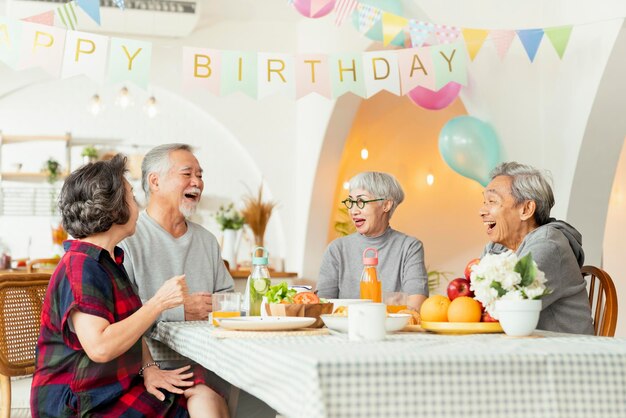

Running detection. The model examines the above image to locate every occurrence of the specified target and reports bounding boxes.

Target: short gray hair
[489,162,555,225]
[349,171,405,217]
[141,143,194,197]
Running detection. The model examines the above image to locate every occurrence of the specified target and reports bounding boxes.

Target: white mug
[348,303,386,342]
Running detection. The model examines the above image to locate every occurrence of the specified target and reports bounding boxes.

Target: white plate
[216,316,316,331]
[320,313,410,333]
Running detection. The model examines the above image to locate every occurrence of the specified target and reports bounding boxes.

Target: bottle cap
[362,247,378,266]
[251,246,269,265]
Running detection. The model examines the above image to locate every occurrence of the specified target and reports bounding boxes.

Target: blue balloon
[438,116,501,186]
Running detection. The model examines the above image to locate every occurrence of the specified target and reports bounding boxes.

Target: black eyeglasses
[341,198,385,209]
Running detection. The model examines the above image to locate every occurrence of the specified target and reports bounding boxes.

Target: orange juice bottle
[360,248,381,303]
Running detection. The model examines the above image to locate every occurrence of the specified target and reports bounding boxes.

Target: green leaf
[515,252,537,287]
[490,281,507,297]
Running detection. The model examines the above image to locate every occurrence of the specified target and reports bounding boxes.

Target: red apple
[446,277,474,301]
[481,310,499,322]
[464,258,481,281]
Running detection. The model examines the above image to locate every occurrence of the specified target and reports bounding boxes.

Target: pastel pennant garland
[462,28,489,61]
[544,25,573,59]
[490,30,516,60]
[397,46,435,94]
[382,12,407,46]
[409,20,434,48]
[331,53,366,98]
[62,30,109,82]
[334,0,358,26]
[296,54,331,98]
[311,0,333,16]
[365,18,383,41]
[434,23,461,45]
[108,37,151,89]
[182,47,222,96]
[356,3,382,33]
[517,29,544,62]
[56,1,78,31]
[257,53,295,99]
[431,42,467,89]
[19,22,67,77]
[76,0,101,25]
[21,11,55,26]
[0,17,22,69]
[221,51,258,99]
[363,50,400,97]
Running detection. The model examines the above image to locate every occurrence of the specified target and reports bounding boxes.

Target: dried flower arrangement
[240,184,277,248]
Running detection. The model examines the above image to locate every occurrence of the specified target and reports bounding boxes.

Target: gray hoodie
[485,219,594,335]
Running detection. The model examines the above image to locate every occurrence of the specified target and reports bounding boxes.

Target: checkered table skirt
[155,321,626,418]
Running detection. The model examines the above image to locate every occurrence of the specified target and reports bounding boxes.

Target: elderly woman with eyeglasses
[317,171,428,310]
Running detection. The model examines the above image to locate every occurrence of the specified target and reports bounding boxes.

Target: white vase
[221,228,242,270]
[495,299,542,337]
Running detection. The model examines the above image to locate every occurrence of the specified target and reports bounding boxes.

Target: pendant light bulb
[360,147,369,160]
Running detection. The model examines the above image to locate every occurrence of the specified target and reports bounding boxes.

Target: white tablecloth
[154,321,626,418]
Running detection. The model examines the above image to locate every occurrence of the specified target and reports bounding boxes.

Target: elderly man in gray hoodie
[479,162,594,334]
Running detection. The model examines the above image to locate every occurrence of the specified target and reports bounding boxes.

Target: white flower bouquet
[469,251,550,318]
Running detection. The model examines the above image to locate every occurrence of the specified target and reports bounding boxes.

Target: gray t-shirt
[317,227,428,299]
[120,211,234,322]
[485,219,594,335]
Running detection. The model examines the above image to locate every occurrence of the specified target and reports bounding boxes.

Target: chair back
[0,273,50,377]
[582,265,618,337]
[26,258,59,274]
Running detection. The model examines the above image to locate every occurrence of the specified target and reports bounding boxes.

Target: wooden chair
[581,265,618,337]
[26,258,59,274]
[0,273,50,418]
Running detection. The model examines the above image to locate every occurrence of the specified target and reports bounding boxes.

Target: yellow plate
[421,321,503,334]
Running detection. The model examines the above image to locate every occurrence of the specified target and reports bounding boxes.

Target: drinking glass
[383,291,408,313]
[212,293,242,326]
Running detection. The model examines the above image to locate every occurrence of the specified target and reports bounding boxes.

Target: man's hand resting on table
[184,292,212,321]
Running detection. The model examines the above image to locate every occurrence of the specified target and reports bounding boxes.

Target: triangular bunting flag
[56,1,79,31]
[356,4,382,33]
[490,30,515,60]
[409,20,434,48]
[21,11,55,26]
[365,19,383,42]
[544,25,573,59]
[434,24,461,45]
[382,12,408,46]
[462,28,489,61]
[389,29,407,47]
[76,0,101,25]
[334,0,358,26]
[517,29,544,62]
[113,0,125,10]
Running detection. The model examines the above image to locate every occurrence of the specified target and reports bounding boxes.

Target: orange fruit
[447,296,482,322]
[420,295,451,322]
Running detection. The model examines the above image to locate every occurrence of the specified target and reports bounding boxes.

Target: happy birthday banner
[0,16,468,99]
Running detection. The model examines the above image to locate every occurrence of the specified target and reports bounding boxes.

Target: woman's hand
[142,365,195,401]
[151,275,188,312]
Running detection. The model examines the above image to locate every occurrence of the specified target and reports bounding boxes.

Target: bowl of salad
[265,282,334,328]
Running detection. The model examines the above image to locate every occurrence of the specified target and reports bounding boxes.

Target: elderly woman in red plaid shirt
[31,154,228,417]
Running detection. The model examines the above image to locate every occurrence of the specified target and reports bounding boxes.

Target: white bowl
[328,299,372,311]
[321,313,410,333]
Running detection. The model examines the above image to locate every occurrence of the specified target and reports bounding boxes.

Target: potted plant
[81,146,98,164]
[470,251,551,336]
[240,184,277,248]
[214,203,245,269]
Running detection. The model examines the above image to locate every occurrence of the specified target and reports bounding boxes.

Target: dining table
[154,321,626,418]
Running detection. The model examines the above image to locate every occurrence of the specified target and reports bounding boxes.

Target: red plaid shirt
[31,241,189,417]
